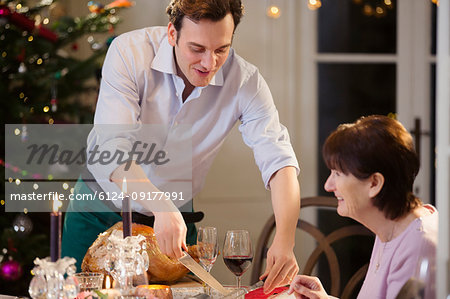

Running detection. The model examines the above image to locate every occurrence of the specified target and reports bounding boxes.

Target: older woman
[288,115,437,299]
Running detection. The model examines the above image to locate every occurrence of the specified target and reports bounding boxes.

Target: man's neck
[173,50,194,103]
[182,84,195,102]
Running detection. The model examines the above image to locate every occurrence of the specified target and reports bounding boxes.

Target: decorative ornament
[91,42,102,51]
[51,80,58,112]
[18,62,27,73]
[0,260,23,281]
[87,1,105,14]
[13,213,33,235]
[105,0,134,9]
[0,5,58,42]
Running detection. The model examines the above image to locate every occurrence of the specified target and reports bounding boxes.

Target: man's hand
[261,166,300,294]
[287,275,329,299]
[153,210,187,259]
[259,240,299,294]
[111,161,187,259]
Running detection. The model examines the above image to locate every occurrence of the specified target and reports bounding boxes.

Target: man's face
[167,14,234,88]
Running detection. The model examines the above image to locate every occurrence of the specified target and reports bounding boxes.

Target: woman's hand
[287,275,329,299]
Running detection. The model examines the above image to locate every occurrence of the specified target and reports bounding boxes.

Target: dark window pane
[431,4,437,55]
[430,64,436,204]
[317,63,396,196]
[318,0,396,53]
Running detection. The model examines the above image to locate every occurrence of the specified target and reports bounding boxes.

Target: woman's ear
[368,172,384,198]
[167,22,177,47]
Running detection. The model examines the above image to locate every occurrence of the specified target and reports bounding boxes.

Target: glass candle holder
[74,272,104,291]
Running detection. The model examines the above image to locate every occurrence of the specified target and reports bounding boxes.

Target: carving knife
[178,251,230,296]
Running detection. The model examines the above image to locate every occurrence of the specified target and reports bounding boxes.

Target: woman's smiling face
[324,169,374,220]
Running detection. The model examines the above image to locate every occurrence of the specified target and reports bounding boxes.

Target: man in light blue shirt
[62,0,300,293]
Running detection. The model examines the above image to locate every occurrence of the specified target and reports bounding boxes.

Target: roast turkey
[81,222,199,283]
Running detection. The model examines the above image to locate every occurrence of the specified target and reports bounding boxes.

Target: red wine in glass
[223,230,253,289]
[223,255,253,276]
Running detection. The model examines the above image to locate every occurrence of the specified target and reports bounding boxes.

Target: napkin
[245,286,289,298]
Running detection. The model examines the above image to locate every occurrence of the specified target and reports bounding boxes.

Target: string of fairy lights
[1,1,134,211]
[266,0,439,18]
[0,0,133,125]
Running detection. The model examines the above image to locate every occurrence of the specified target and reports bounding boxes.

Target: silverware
[178,251,230,296]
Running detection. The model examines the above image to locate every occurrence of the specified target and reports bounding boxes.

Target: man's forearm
[269,166,300,246]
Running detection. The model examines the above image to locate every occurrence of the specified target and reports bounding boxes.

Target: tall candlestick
[122,178,132,238]
[50,193,62,262]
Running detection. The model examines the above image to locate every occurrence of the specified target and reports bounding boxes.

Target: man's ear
[368,172,384,198]
[167,22,177,47]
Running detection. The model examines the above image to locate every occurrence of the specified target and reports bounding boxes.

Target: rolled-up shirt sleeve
[238,71,300,189]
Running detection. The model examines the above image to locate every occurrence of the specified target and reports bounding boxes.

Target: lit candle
[122,177,132,238]
[104,275,112,289]
[50,192,62,262]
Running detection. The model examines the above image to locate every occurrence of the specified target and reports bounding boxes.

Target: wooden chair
[251,196,374,299]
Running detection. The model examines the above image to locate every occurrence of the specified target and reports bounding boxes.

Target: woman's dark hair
[322,115,422,220]
[166,0,244,39]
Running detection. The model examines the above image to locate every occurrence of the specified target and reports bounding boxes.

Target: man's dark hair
[166,0,244,38]
[322,115,422,220]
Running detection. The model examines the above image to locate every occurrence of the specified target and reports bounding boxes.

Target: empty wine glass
[197,227,219,295]
[223,230,253,290]
[414,254,435,298]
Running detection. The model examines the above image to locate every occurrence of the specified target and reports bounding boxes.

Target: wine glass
[223,230,253,290]
[413,253,435,298]
[197,227,219,295]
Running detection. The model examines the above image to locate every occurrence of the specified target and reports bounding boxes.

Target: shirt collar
[151,37,224,86]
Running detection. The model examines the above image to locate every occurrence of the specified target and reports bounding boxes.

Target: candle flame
[52,193,62,212]
[122,177,127,193]
[105,275,112,289]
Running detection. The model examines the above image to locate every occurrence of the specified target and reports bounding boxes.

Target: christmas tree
[0,0,132,294]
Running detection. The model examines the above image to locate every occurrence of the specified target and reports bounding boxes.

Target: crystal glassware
[223,230,253,290]
[29,256,79,299]
[103,230,149,295]
[74,272,104,292]
[197,226,219,295]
